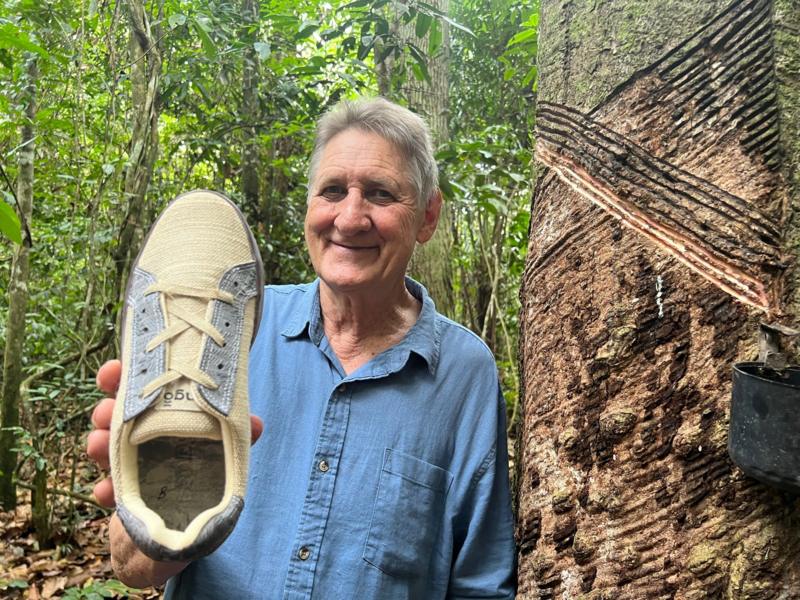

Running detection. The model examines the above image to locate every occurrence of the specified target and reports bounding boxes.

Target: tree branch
[21,328,113,390]
[16,480,109,512]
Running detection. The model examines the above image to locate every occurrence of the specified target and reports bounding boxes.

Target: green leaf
[168,14,187,29]
[357,35,374,61]
[376,41,397,64]
[522,65,537,88]
[266,13,299,28]
[407,44,430,83]
[435,149,458,161]
[254,41,270,60]
[428,19,442,55]
[0,200,21,245]
[523,12,540,28]
[402,7,418,25]
[438,171,455,201]
[0,48,11,69]
[375,16,389,37]
[0,578,29,590]
[506,27,537,48]
[193,80,213,104]
[321,25,345,41]
[192,20,217,59]
[296,19,320,40]
[0,24,50,59]
[416,2,475,37]
[415,13,432,39]
[341,0,371,8]
[478,198,499,215]
[410,60,429,83]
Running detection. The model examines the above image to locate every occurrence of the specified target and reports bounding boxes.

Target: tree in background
[443,0,536,419]
[516,0,800,595]
[0,53,37,511]
[389,0,457,316]
[112,0,163,309]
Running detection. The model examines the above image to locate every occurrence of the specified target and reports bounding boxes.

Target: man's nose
[334,189,371,233]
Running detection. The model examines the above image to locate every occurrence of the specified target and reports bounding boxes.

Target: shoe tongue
[128,290,222,446]
[129,382,221,445]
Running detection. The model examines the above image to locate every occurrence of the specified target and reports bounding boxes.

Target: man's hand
[86,359,264,587]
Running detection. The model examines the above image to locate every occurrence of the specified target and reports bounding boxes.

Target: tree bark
[408,1,455,316]
[516,0,800,597]
[0,55,37,510]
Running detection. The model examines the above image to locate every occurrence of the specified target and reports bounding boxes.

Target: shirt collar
[281,277,441,374]
[400,277,440,374]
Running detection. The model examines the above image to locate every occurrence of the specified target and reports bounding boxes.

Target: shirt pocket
[363,448,454,578]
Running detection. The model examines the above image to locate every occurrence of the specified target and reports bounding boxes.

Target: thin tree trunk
[377,1,456,316]
[112,0,162,313]
[517,0,800,597]
[30,435,51,545]
[407,0,455,316]
[241,0,260,216]
[259,136,296,282]
[0,55,38,511]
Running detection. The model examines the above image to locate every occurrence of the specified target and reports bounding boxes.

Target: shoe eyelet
[224,322,230,328]
[233,282,238,288]
[143,327,149,332]
[217,363,224,369]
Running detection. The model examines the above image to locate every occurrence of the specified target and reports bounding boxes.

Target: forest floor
[0,426,518,599]
[0,491,160,599]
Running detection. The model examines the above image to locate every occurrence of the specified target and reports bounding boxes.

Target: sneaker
[110,190,263,562]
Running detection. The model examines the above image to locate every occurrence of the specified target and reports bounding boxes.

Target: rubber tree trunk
[0,55,37,511]
[516,0,800,597]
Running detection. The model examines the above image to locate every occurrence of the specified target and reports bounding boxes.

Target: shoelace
[141,283,235,398]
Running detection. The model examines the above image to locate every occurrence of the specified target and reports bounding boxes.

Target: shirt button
[298,546,311,561]
[318,460,330,473]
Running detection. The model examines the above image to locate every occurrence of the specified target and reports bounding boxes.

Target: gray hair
[307,97,439,209]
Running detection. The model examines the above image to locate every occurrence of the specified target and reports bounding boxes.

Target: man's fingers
[91,397,116,429]
[251,415,263,445]
[96,360,122,395]
[87,429,111,469]
[93,477,116,508]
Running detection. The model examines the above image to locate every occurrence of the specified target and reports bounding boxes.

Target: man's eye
[369,189,396,202]
[321,186,346,200]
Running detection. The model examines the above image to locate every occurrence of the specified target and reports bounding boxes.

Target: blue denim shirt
[165,279,516,599]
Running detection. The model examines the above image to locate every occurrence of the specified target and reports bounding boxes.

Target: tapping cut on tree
[516,0,800,596]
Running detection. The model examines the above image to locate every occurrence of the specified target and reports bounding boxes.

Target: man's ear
[416,190,442,244]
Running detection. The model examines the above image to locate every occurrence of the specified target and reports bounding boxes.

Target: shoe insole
[138,437,225,531]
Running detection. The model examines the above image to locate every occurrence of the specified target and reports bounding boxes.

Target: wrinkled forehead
[316,128,414,184]
[325,127,406,159]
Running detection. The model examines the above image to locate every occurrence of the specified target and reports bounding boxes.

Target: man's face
[304,129,439,296]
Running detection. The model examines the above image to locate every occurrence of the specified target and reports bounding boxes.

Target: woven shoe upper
[111,190,262,561]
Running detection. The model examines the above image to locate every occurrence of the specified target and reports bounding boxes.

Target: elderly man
[88,97,516,598]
